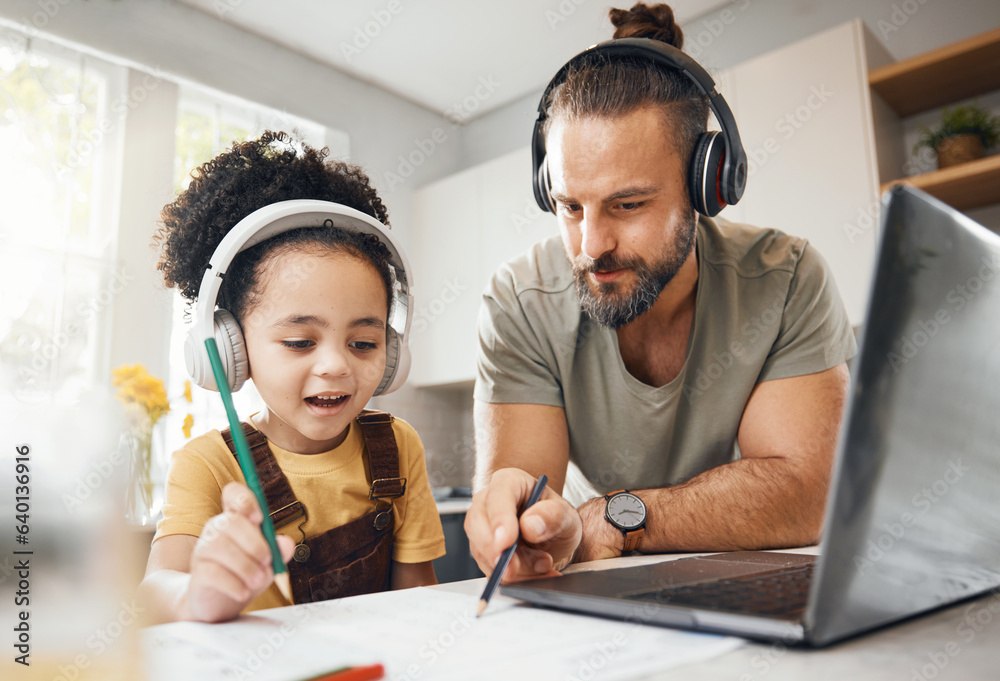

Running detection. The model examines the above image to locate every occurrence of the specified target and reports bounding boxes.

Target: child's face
[242,248,389,454]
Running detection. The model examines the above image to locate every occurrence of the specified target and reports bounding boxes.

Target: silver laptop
[502,185,1000,646]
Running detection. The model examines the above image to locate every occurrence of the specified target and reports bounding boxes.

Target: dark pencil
[476,474,548,617]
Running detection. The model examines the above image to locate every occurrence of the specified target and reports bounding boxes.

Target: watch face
[607,492,646,531]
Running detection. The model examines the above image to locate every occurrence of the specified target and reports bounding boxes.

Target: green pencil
[204,338,293,603]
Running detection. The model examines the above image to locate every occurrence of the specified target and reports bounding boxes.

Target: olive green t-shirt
[474,216,857,501]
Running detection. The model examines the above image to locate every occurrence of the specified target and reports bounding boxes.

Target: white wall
[0,0,467,257]
[460,0,1000,168]
[106,71,178,382]
[0,0,469,396]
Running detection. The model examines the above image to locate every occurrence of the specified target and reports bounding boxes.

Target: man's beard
[572,214,697,329]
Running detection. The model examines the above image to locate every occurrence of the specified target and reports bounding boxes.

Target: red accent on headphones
[716,148,728,210]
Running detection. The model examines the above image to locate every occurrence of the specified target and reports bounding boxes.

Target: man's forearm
[577,456,829,561]
[644,456,828,550]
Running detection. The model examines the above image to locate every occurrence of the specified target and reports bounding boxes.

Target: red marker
[301,663,385,681]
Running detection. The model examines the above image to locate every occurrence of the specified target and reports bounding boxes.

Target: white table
[141,548,1000,681]
[499,548,1000,681]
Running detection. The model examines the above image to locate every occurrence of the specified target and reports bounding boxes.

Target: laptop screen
[808,186,1000,644]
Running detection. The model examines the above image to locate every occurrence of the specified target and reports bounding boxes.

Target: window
[162,84,341,457]
[0,28,125,405]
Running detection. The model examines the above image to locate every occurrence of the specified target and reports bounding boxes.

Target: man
[464,15,856,583]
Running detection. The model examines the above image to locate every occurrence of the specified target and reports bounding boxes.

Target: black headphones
[531,37,747,218]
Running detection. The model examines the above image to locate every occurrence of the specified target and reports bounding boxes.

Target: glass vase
[124,425,163,526]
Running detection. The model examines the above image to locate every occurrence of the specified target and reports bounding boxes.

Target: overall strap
[221,423,307,532]
[356,410,406,500]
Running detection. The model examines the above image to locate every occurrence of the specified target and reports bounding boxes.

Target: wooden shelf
[869,27,1000,117]
[881,154,1000,211]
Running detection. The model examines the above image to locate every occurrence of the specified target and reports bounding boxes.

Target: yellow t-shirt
[153,415,446,611]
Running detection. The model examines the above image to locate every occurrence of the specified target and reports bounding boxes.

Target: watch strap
[623,527,644,553]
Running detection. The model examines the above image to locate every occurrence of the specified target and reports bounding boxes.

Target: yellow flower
[182,413,194,439]
[112,363,171,427]
[183,380,193,403]
[111,364,145,388]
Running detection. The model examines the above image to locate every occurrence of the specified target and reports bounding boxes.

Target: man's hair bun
[609,2,683,49]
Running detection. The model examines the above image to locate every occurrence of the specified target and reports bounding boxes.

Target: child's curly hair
[154,130,395,324]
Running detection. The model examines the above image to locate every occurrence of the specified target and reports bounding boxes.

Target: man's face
[546,106,697,328]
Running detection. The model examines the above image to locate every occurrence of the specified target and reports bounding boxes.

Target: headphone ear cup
[375,325,409,396]
[688,131,727,217]
[215,309,249,392]
[183,309,248,392]
[184,327,212,391]
[536,155,556,213]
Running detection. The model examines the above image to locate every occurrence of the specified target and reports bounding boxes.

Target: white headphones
[183,199,413,396]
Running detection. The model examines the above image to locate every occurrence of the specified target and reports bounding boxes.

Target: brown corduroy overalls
[221,410,406,604]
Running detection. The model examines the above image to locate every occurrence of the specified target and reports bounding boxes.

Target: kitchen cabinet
[432,502,483,584]
[409,163,481,387]
[410,147,558,386]
[716,20,892,325]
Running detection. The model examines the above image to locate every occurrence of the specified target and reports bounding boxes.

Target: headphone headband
[194,200,412,347]
[532,37,747,214]
[187,199,413,395]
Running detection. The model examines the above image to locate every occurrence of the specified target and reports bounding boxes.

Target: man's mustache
[574,252,646,276]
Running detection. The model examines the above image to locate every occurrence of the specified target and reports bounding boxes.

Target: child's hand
[186,482,295,622]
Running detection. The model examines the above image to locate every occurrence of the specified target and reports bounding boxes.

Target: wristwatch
[604,489,646,553]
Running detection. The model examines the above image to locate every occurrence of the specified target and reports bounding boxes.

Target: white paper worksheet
[142,588,744,681]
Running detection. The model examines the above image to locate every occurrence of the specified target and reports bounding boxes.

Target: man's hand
[465,468,582,583]
[572,496,627,563]
[185,482,295,622]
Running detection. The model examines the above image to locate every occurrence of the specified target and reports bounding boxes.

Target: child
[138,131,446,624]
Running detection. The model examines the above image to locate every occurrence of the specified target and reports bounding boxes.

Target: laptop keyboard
[626,563,815,619]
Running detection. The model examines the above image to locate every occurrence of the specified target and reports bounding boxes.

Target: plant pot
[935,134,984,169]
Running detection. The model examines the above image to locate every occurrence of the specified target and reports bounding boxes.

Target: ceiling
[176,0,734,121]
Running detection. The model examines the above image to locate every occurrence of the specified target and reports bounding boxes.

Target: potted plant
[914,103,1000,169]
